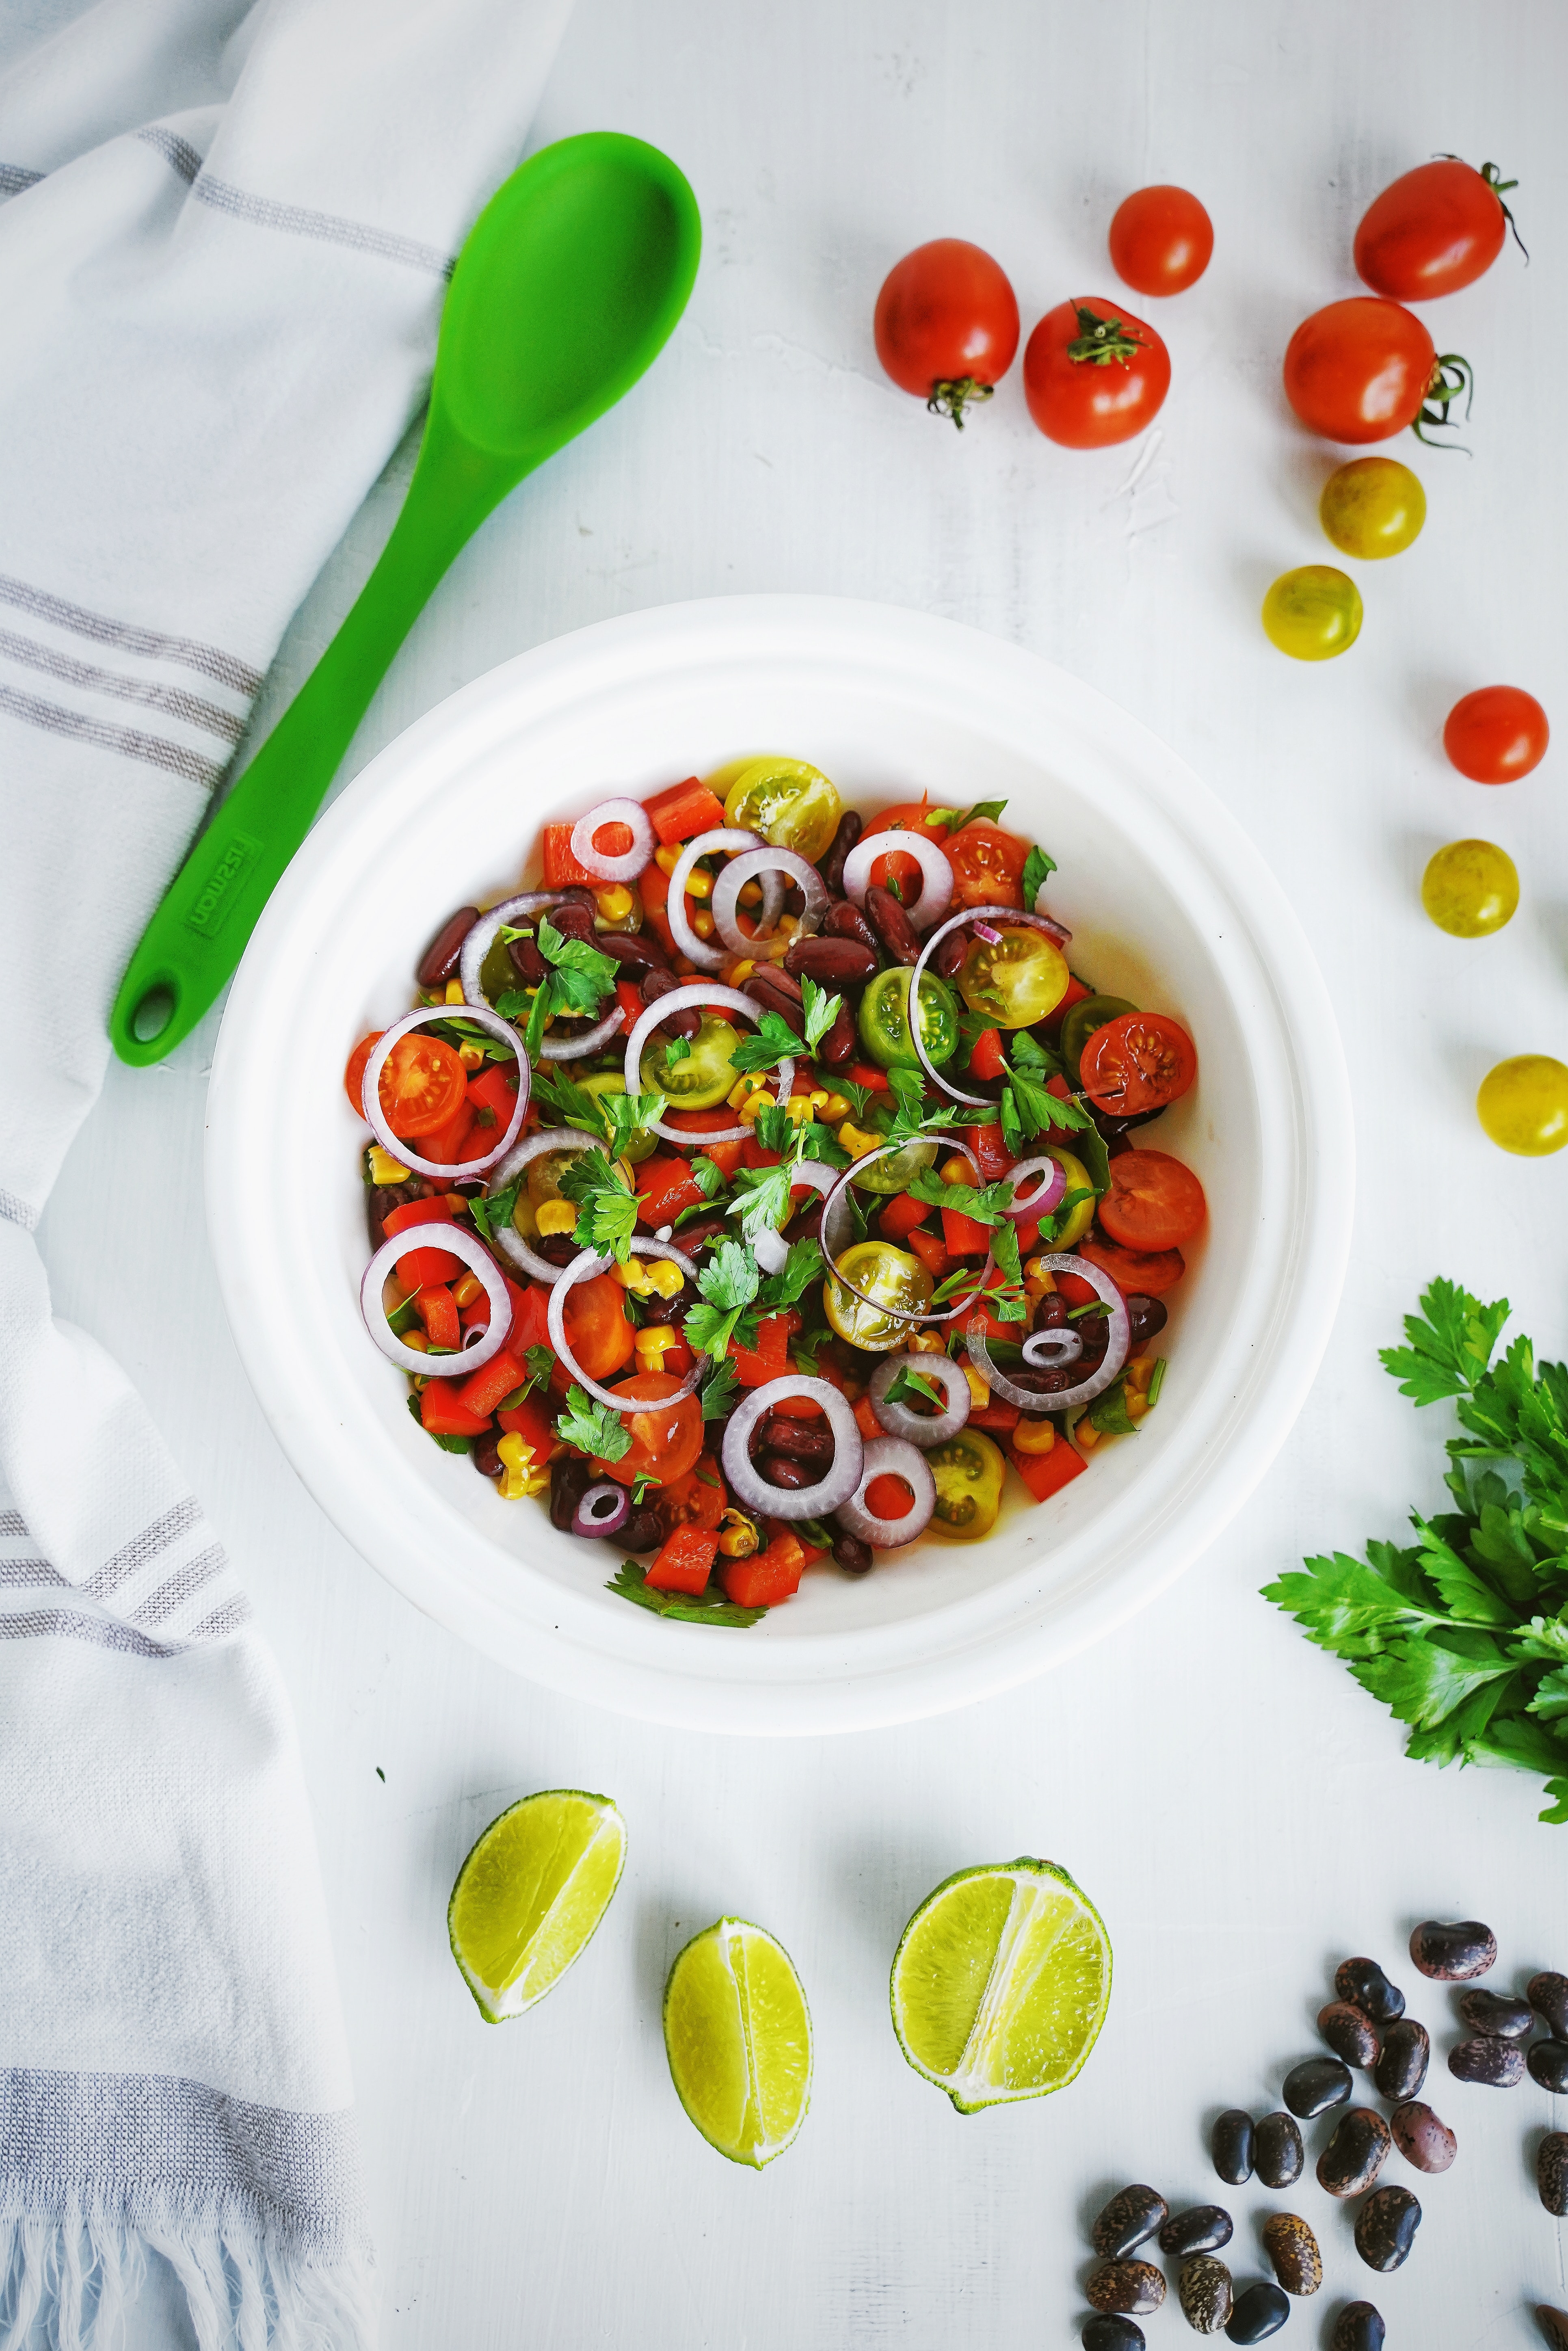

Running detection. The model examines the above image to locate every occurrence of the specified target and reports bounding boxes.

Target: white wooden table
[45,1,1568,2342]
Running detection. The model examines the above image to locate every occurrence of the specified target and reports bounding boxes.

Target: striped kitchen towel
[0,0,573,2342]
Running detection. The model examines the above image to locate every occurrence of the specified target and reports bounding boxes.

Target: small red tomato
[874,239,1020,428]
[1023,298,1170,450]
[1444,687,1550,784]
[1282,297,1464,446]
[1108,185,1214,296]
[1355,159,1523,302]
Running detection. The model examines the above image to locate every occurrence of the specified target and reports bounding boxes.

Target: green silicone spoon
[111,131,700,1066]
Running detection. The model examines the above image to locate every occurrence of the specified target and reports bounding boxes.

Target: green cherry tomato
[1058,994,1138,1087]
[1421,840,1518,937]
[1477,1058,1568,1156]
[1261,565,1363,661]
[577,1070,657,1161]
[926,1427,1006,1540]
[856,963,960,1071]
[823,1241,933,1351]
[1044,1146,1097,1250]
[957,925,1069,1028]
[849,1117,940,1196]
[723,755,843,864]
[644,1014,742,1110]
[1319,456,1426,559]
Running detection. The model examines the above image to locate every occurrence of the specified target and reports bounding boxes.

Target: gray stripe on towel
[0,679,226,789]
[0,165,43,198]
[187,1592,253,1642]
[134,126,203,184]
[0,626,244,744]
[84,1496,204,1602]
[133,1542,228,1628]
[0,1187,39,1232]
[0,1559,65,1589]
[190,171,455,278]
[0,1512,28,1538]
[0,574,263,696]
[0,1607,177,1661]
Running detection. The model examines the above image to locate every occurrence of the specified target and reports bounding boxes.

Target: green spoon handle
[109,444,508,1066]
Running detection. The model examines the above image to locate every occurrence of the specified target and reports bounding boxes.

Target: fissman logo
[186,833,262,935]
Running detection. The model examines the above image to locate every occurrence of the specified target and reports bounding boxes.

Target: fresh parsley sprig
[882,1363,947,1410]
[554,1384,633,1463]
[730,1008,802,1075]
[906,1165,1014,1226]
[607,1557,763,1626]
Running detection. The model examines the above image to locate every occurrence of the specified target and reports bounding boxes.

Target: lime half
[663,1917,812,2167]
[891,1858,1111,2113]
[449,1789,626,2023]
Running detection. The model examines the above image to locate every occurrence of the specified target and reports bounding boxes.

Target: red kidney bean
[1335,1959,1406,2024]
[640,967,701,1038]
[1316,2108,1391,2198]
[865,882,921,966]
[759,1453,819,1490]
[507,932,548,985]
[824,898,880,955]
[757,1415,834,1464]
[596,930,669,976]
[818,809,863,897]
[472,1430,506,1479]
[744,973,805,1034]
[416,906,480,988]
[623,1508,663,1553]
[749,961,803,1001]
[548,902,597,947]
[1447,2033,1523,2087]
[1124,1295,1168,1350]
[831,1527,873,1575]
[784,935,878,987]
[1319,2001,1381,2069]
[535,1235,581,1268]
[1409,1918,1496,1980]
[933,929,969,980]
[549,1456,593,1531]
[815,1004,857,1065]
[1529,1971,1568,2036]
[1390,2100,1456,2172]
[368,1181,423,1250]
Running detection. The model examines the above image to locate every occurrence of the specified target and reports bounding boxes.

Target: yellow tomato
[824,1241,932,1351]
[956,926,1068,1028]
[723,756,842,863]
[1261,566,1363,661]
[1421,840,1518,938]
[1477,1058,1568,1157]
[1320,458,1426,559]
[926,1428,1006,1540]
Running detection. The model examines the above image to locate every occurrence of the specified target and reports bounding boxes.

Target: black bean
[1316,2108,1391,2199]
[1261,2210,1321,2295]
[471,1430,505,1479]
[535,1234,580,1268]
[1224,2280,1288,2344]
[623,1508,662,1554]
[784,934,878,988]
[1158,2204,1232,2259]
[1091,2186,1167,2261]
[758,1415,833,1464]
[1354,2185,1420,2273]
[818,809,863,898]
[368,1180,423,1250]
[416,905,480,988]
[824,898,880,955]
[549,1455,593,1532]
[1086,2262,1164,2317]
[1124,1294,1168,1350]
[865,882,921,965]
[933,930,969,979]
[759,1453,818,1490]
[1335,1956,1405,2023]
[831,1528,873,1575]
[1082,2321,1145,2351]
[1409,1917,1497,1981]
[1458,1986,1534,2037]
[1330,2303,1386,2351]
[1539,2134,1568,2218]
[1528,1970,1568,2037]
[1211,2109,1254,2186]
[1319,2001,1381,2068]
[1372,2017,1429,2101]
[1390,2099,1456,2172]
[1283,2055,1353,2118]
[1448,2033,1524,2086]
[815,1002,858,1065]
[1253,2111,1303,2188]
[1529,2039,1568,2092]
[1177,2254,1233,2335]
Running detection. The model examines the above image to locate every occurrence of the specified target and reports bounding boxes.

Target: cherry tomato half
[343,1031,385,1117]
[1477,1057,1568,1157]
[1283,298,1439,444]
[1108,185,1214,297]
[1262,566,1363,662]
[601,1372,704,1488]
[378,1033,467,1140]
[1319,457,1425,559]
[1421,840,1518,938]
[1355,159,1519,302]
[562,1273,635,1382]
[1098,1149,1207,1252]
[945,819,1030,908]
[1078,1232,1186,1298]
[1079,1012,1197,1117]
[1023,298,1170,450]
[874,240,1021,428]
[1443,686,1550,784]
[860,798,957,900]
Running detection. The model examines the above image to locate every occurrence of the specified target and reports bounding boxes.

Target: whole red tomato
[1023,298,1170,449]
[1108,186,1213,296]
[874,240,1020,428]
[1282,297,1468,445]
[1355,159,1523,301]
[1443,687,1550,784]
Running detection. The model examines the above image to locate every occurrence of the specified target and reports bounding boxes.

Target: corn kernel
[647,1259,686,1298]
[728,1072,770,1107]
[1126,1354,1155,1392]
[1126,1391,1151,1421]
[614,1258,655,1293]
[496,1432,550,1500]
[444,1192,468,1212]
[692,909,716,939]
[536,1199,578,1236]
[402,1329,430,1354]
[817,1092,851,1123]
[1075,1416,1102,1452]
[444,978,465,1004]
[452,1271,484,1309]
[738,879,763,908]
[595,882,634,923]
[782,1093,816,1126]
[717,1507,761,1559]
[1012,1416,1056,1456]
[368,1145,410,1185]
[458,1042,486,1069]
[684,865,714,902]
[726,957,757,986]
[776,914,798,937]
[655,844,682,877]
[635,1324,679,1365]
[908,1330,946,1356]
[837,1120,881,1161]
[1024,1260,1057,1291]
[738,1088,776,1125]
[940,1156,973,1186]
[962,1363,990,1408]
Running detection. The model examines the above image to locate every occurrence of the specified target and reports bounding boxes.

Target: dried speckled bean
[1211,2109,1254,2185]
[1528,1970,1568,2037]
[1253,2111,1304,2188]
[1091,2186,1167,2261]
[1330,2303,1386,2351]
[1283,2055,1352,2118]
[1448,2033,1524,2087]
[1390,2099,1456,2172]
[1335,1957,1405,2023]
[1177,2255,1233,2336]
[1538,2133,1568,2219]
[1354,2184,1421,2273]
[1086,2262,1165,2318]
[1529,2040,1568,2093]
[1409,1917,1497,1981]
[1222,2281,1288,2344]
[1373,2017,1429,2101]
[1159,2206,1233,2260]
[1261,2210,1321,2296]
[1319,2000,1380,2068]
[1458,1987,1535,2037]
[1317,2107,1392,2199]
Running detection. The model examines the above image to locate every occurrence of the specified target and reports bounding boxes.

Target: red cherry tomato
[859,800,1027,908]
[1078,1233,1186,1298]
[874,240,1020,427]
[377,1034,467,1140]
[1355,159,1521,301]
[1282,298,1456,446]
[343,1031,384,1117]
[1079,1013,1197,1117]
[1443,686,1550,784]
[655,1461,728,1536]
[1108,186,1214,296]
[601,1372,704,1489]
[561,1273,635,1382]
[1023,298,1170,450]
[1097,1150,1207,1252]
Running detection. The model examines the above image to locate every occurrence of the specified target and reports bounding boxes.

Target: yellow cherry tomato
[1261,566,1363,661]
[1421,840,1518,938]
[723,756,842,863]
[956,926,1069,1028]
[926,1428,1006,1541]
[1477,1057,1568,1157]
[1319,457,1426,559]
[824,1241,932,1351]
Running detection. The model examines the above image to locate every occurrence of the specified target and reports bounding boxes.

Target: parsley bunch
[683,1235,824,1363]
[1264,1279,1568,1825]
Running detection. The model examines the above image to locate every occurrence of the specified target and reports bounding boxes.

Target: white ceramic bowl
[207,597,1352,1734]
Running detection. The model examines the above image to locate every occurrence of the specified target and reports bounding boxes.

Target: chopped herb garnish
[1020,844,1057,908]
[607,1556,763,1626]
[554,1383,632,1462]
[882,1363,946,1410]
[730,1007,802,1075]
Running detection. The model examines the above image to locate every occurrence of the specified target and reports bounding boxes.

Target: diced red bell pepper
[420,1382,491,1438]
[879,1192,930,1242]
[1055,1272,1098,1309]
[461,1270,537,1341]
[645,776,729,846]
[845,1063,891,1094]
[960,1268,1027,1341]
[852,1393,882,1442]
[413,1285,461,1352]
[383,1198,462,1287]
[730,1313,796,1388]
[496,1389,559,1462]
[646,1525,719,1595]
[969,1399,1021,1433]
[959,1124,1015,1183]
[1010,1434,1088,1501]
[636,1153,705,1227]
[419,1100,475,1168]
[967,1027,1006,1082]
[663,1110,744,1178]
[1079,1234,1186,1297]
[467,1062,521,1126]
[541,823,595,888]
[454,1345,531,1421]
[1039,973,1092,1040]
[768,1391,824,1420]
[740,1136,781,1171]
[615,978,645,1026]
[1014,1219,1042,1257]
[941,1205,994,1258]
[906,1228,953,1283]
[765,1519,826,1565]
[720,1531,807,1607]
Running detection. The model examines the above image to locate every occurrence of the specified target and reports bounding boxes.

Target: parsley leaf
[831,1076,875,1121]
[882,1363,946,1410]
[689,1153,727,1200]
[1088,1373,1140,1437]
[1020,844,1057,909]
[729,1160,795,1244]
[554,1384,632,1462]
[683,1240,763,1362]
[560,1146,639,1263]
[730,1009,802,1074]
[607,1557,763,1627]
[987,1221,1027,1321]
[760,1235,824,1311]
[928,798,1009,835]
[700,1358,740,1422]
[906,1165,1014,1226]
[800,975,843,1053]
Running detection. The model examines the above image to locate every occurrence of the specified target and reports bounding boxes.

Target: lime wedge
[448,1789,626,2023]
[663,1917,812,2166]
[890,1857,1111,2113]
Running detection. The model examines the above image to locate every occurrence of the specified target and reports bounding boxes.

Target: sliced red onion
[665,827,761,970]
[833,1437,936,1549]
[711,846,827,960]
[572,1482,632,1539]
[361,1220,512,1379]
[908,905,1079,1108]
[753,1227,789,1276]
[720,1376,864,1523]
[484,1125,603,1285]
[547,1243,705,1414]
[867,1352,972,1447]
[361,1004,530,1180]
[972,921,1002,944]
[458,889,574,1010]
[538,1002,625,1062]
[624,982,795,1146]
[1002,1156,1067,1222]
[964,1252,1129,1414]
[818,1143,993,1328]
[841,829,954,933]
[570,798,655,885]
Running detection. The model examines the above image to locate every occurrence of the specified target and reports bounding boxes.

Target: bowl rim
[206,594,1354,1735]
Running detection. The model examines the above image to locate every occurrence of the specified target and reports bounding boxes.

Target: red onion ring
[711,846,827,961]
[624,982,795,1146]
[818,1142,993,1328]
[832,1436,936,1549]
[361,1219,513,1379]
[538,1003,626,1063]
[964,1252,1129,1414]
[361,1004,530,1180]
[571,1481,632,1539]
[570,798,655,885]
[720,1376,865,1523]
[457,890,575,1010]
[484,1125,604,1285]
[867,1352,972,1447]
[665,827,762,970]
[842,831,954,932]
[1001,1156,1067,1222]
[908,904,1079,1107]
[547,1241,705,1414]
